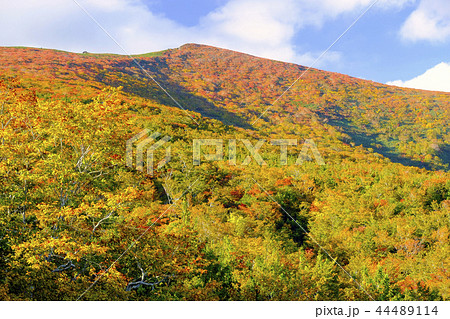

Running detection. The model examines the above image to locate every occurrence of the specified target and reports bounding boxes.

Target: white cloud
[319,0,414,16]
[0,0,191,53]
[400,0,450,42]
[386,62,450,92]
[196,0,410,64]
[0,0,412,67]
[197,0,311,64]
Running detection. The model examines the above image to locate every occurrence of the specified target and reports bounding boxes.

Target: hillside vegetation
[0,45,449,300]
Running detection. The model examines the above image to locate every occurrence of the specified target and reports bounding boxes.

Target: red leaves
[275,177,293,187]
[230,188,245,201]
[374,199,388,208]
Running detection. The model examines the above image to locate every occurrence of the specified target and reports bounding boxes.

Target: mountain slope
[1,44,448,169]
[154,44,450,170]
[0,45,449,301]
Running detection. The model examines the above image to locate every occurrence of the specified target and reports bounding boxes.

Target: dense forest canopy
[0,44,449,300]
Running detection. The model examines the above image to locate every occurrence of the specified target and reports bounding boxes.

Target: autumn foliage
[0,45,449,300]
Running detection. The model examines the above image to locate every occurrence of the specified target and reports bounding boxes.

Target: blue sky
[1,0,450,92]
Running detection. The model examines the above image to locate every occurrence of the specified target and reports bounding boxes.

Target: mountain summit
[1,44,448,169]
